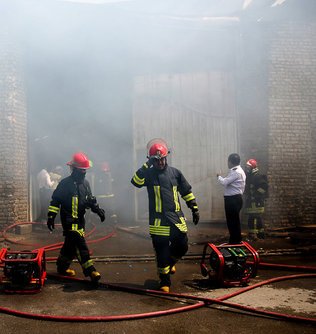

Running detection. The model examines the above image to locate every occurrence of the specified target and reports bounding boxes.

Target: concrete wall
[0,25,28,228]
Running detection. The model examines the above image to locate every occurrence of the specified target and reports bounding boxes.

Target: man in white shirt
[36,168,54,222]
[217,153,246,244]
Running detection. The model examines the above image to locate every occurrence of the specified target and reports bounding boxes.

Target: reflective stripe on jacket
[131,164,196,236]
[48,176,93,231]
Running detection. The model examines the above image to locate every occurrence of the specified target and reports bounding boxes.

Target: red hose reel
[200,241,260,287]
[0,248,46,293]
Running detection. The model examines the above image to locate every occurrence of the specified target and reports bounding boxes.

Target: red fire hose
[0,222,315,323]
[0,273,314,323]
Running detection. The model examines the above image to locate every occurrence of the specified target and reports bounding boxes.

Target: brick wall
[0,26,29,228]
[266,22,316,227]
[237,23,269,174]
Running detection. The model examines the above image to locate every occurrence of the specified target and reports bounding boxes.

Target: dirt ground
[0,220,315,334]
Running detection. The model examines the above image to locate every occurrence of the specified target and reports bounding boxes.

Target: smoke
[1,0,310,223]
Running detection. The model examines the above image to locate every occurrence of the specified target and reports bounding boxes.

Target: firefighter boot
[160,286,170,293]
[257,231,265,239]
[58,268,76,277]
[90,271,101,282]
[247,233,258,242]
[159,273,171,293]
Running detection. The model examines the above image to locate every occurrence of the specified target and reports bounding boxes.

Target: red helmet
[147,138,170,158]
[67,152,91,170]
[246,159,257,169]
[148,143,169,158]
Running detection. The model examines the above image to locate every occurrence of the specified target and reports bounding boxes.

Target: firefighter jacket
[131,163,198,236]
[48,175,98,235]
[245,171,268,214]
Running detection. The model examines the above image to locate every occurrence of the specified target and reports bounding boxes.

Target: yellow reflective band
[133,173,145,186]
[183,193,195,202]
[154,186,162,213]
[77,229,85,237]
[70,225,85,237]
[175,217,188,232]
[173,186,180,212]
[48,205,60,213]
[72,196,78,218]
[154,218,161,227]
[82,259,94,269]
[246,203,264,214]
[143,163,149,169]
[257,188,266,194]
[149,226,170,236]
[158,266,170,274]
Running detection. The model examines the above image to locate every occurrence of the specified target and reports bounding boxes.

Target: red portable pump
[200,241,259,287]
[0,248,46,293]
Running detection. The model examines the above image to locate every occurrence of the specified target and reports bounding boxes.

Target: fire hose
[0,273,314,323]
[0,222,315,323]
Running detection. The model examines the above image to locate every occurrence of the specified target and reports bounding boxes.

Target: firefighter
[244,159,269,240]
[131,139,199,293]
[47,152,106,282]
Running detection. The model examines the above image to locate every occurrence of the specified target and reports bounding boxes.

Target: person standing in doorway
[36,168,54,222]
[244,159,269,240]
[217,153,246,244]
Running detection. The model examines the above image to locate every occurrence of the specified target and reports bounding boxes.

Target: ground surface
[0,220,315,334]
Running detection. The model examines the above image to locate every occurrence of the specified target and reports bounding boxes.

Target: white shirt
[217,165,246,196]
[37,169,54,189]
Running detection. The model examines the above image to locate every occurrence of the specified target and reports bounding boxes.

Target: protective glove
[47,216,55,231]
[96,207,105,222]
[192,210,200,225]
[146,156,159,167]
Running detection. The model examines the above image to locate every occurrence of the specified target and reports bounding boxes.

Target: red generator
[0,248,46,293]
[200,241,259,287]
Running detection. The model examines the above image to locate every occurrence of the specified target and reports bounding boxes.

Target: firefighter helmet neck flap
[67,152,91,183]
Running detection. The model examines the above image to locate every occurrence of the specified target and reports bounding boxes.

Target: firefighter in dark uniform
[131,139,199,293]
[244,159,268,240]
[47,152,105,282]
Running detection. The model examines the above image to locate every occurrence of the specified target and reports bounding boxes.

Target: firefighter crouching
[47,152,106,282]
[131,139,199,293]
[244,159,269,240]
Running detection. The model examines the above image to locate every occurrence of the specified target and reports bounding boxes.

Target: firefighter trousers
[57,230,96,276]
[248,214,265,239]
[151,224,188,287]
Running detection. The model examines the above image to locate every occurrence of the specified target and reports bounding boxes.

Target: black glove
[192,210,200,225]
[146,156,159,167]
[47,216,55,231]
[96,207,105,222]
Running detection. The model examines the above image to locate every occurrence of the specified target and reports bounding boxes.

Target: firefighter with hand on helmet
[131,139,199,293]
[244,159,269,240]
[47,152,106,282]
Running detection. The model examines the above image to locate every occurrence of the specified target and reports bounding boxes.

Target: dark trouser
[248,214,265,239]
[224,194,243,244]
[57,231,96,276]
[151,224,188,287]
